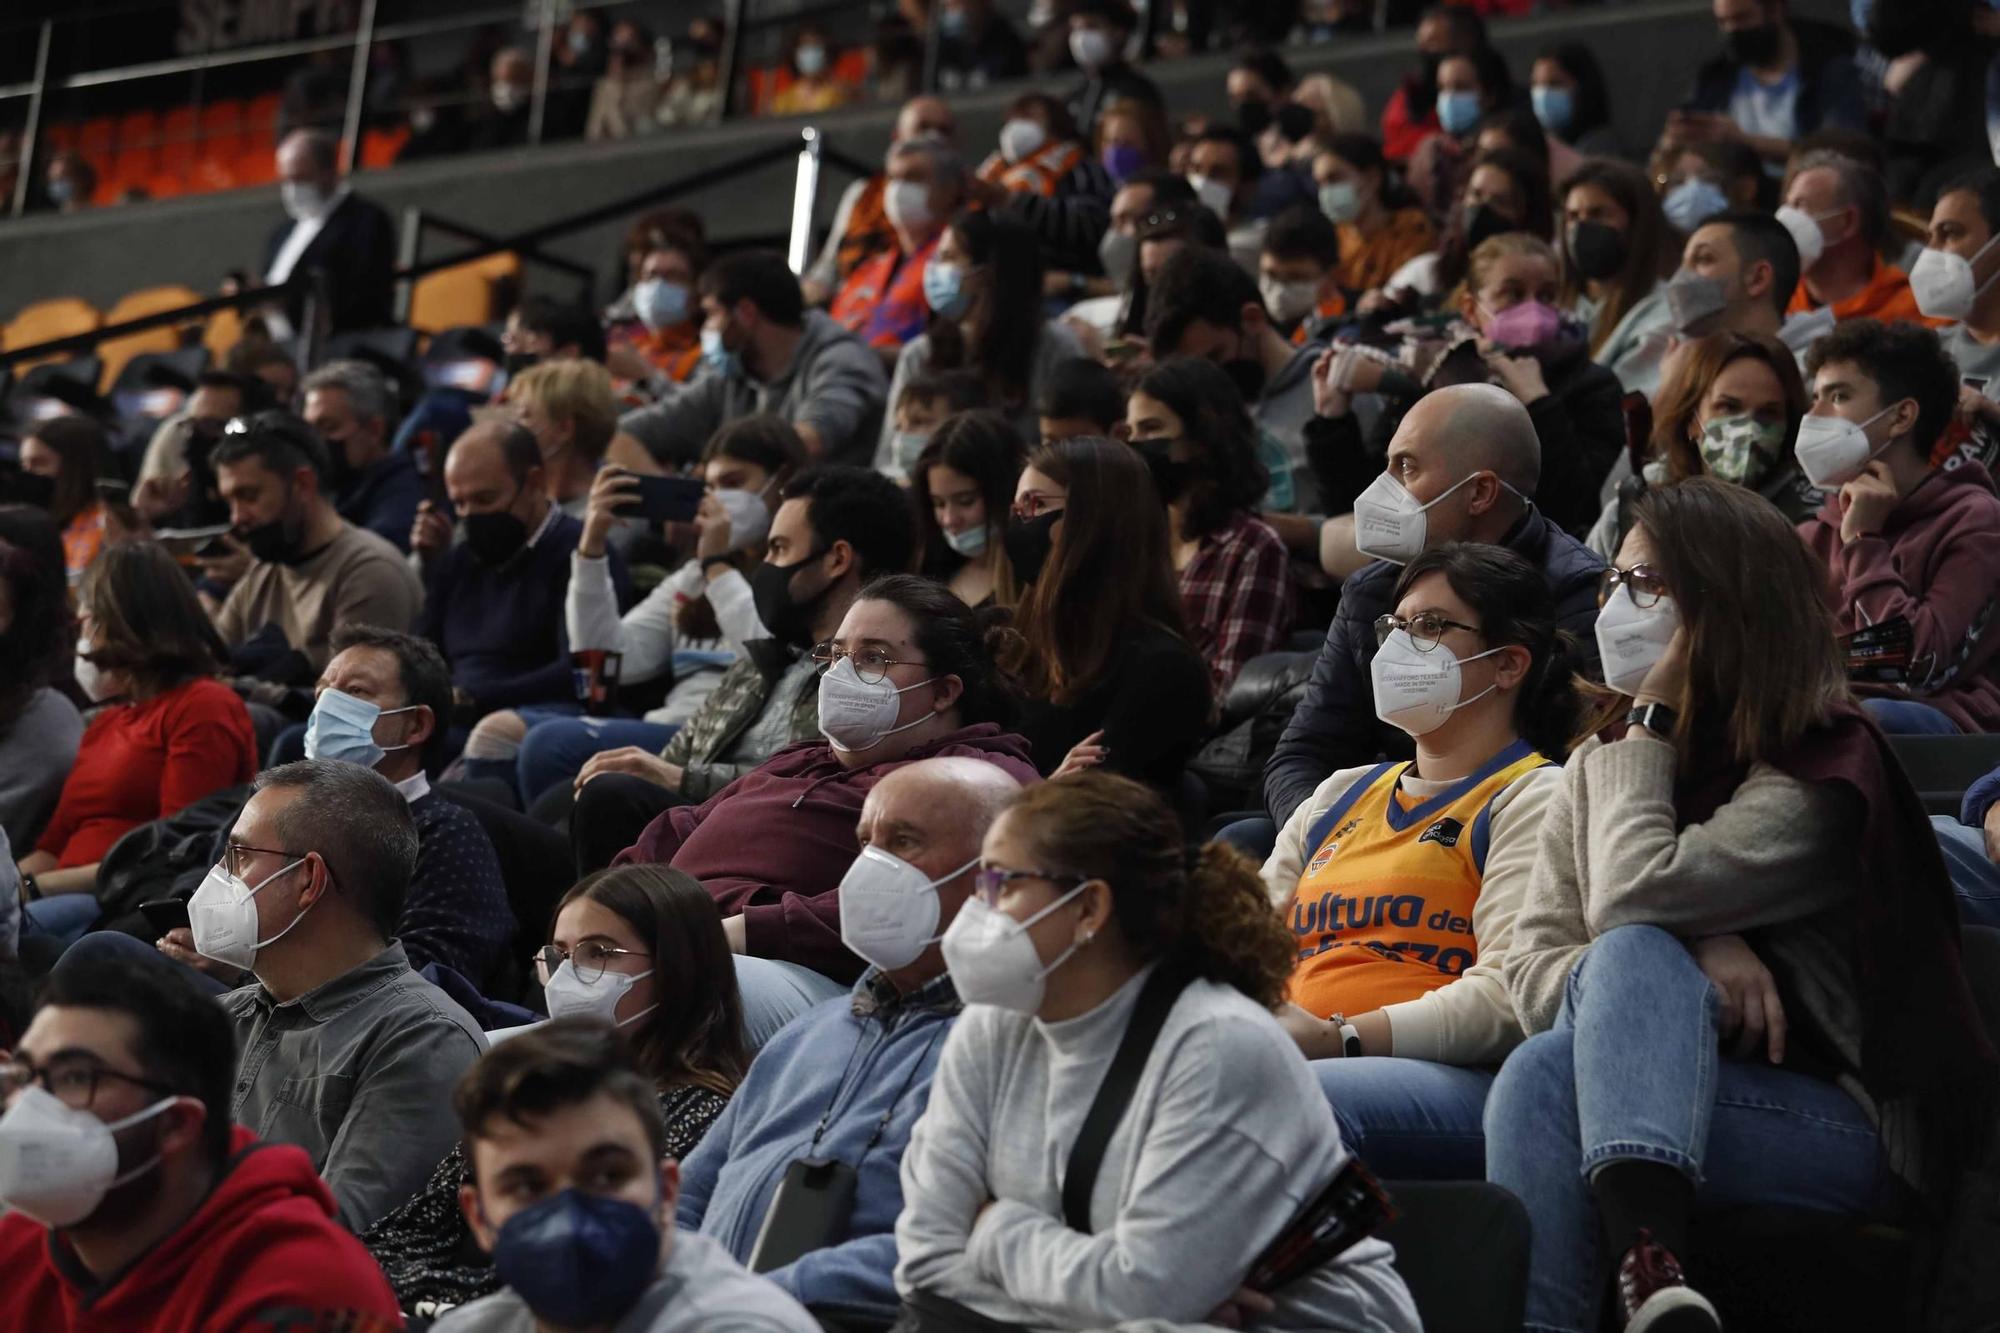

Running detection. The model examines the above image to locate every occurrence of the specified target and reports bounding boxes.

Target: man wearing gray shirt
[210,760,485,1232]
[621,251,888,467]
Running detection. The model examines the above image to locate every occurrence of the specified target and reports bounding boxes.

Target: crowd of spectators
[8,2,2000,1332]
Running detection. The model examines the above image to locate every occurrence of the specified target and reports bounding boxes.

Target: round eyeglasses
[810,643,925,685]
[1373,612,1480,653]
[533,942,651,986]
[1598,564,1669,610]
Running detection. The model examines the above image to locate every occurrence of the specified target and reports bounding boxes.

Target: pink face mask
[1484,299,1564,350]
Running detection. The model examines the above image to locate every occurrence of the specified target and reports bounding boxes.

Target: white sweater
[565,553,765,724]
[894,968,1421,1332]
[1261,762,1558,1067]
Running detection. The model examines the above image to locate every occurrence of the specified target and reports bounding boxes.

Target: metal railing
[0,124,879,376]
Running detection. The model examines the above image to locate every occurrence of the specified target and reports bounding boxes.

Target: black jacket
[1261,506,1605,826]
[261,191,397,334]
[1686,17,1864,138]
[1065,62,1163,137]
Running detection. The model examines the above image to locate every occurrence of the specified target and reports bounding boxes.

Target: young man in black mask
[211,411,422,702]
[1665,0,1864,171]
[568,464,914,873]
[1144,246,1326,555]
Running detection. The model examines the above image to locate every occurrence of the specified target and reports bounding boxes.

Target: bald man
[1248,384,1605,852]
[261,129,395,335]
[414,421,631,737]
[676,756,1024,1324]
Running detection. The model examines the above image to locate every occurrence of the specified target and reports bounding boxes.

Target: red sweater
[36,677,256,868]
[618,723,1040,981]
[1799,461,2000,731]
[0,1128,402,1333]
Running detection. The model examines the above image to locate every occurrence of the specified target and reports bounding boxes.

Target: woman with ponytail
[1264,542,1575,1181]
[895,771,1420,1332]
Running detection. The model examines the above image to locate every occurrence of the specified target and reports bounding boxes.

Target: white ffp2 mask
[0,1086,177,1228]
[1370,630,1506,737]
[839,846,977,971]
[187,856,310,972]
[1594,585,1680,697]
[1352,470,1487,565]
[939,884,1089,1012]
[1793,403,1898,490]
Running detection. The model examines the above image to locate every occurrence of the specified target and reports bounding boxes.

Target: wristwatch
[1338,1021,1363,1059]
[19,872,40,903]
[1626,701,1678,738]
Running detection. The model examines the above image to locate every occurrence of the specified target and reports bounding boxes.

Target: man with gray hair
[261,129,395,336]
[1777,148,1922,330]
[1244,384,1606,854]
[830,136,968,366]
[303,359,423,551]
[58,760,486,1232]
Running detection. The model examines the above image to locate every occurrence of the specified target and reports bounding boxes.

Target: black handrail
[2,133,847,371]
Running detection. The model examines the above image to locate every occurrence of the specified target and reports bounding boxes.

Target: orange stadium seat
[3,297,102,372]
[158,106,199,179]
[244,93,283,145]
[199,99,247,156]
[203,305,245,363]
[409,253,522,334]
[360,127,409,170]
[77,117,114,159]
[96,285,203,390]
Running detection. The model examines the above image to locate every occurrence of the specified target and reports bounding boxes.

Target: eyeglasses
[1374,612,1481,652]
[1598,564,1670,610]
[810,643,926,685]
[973,865,1084,906]
[534,942,652,986]
[0,1055,172,1111]
[1012,491,1065,520]
[223,842,309,879]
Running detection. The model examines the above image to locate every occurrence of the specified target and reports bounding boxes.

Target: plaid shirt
[831,233,940,352]
[1180,513,1295,696]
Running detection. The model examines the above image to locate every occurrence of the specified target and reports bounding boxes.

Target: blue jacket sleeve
[1262,582,1381,826]
[768,1232,901,1320]
[1961,764,2000,830]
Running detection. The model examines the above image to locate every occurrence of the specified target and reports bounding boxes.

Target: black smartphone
[1964,375,1989,394]
[138,897,191,937]
[616,474,705,524]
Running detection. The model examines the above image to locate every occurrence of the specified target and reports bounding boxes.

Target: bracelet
[20,873,40,903]
[1338,1021,1363,1059]
[702,557,735,577]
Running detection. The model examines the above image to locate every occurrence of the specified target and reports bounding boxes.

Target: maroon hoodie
[0,1127,401,1333]
[1799,461,2000,731]
[616,722,1040,981]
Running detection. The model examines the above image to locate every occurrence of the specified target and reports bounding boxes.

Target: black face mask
[1463,202,1515,252]
[1721,22,1779,66]
[1235,98,1274,137]
[750,550,828,648]
[503,351,539,378]
[464,510,530,566]
[1220,352,1268,404]
[2,468,56,511]
[1004,510,1062,587]
[239,488,306,565]
[1568,220,1628,283]
[1131,438,1199,505]
[1275,102,1317,144]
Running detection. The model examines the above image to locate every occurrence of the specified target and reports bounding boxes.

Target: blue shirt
[677,970,960,1321]
[337,451,426,553]
[417,506,630,711]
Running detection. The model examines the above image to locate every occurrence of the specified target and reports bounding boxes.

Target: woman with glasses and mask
[1125,359,1294,694]
[1487,478,1993,1331]
[618,574,1039,1027]
[364,864,747,1313]
[1000,437,1211,796]
[1586,331,1814,560]
[911,412,1025,611]
[1266,544,1575,1180]
[895,770,1421,1332]
[877,212,1082,478]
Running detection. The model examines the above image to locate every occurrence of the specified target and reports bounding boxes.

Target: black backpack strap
[1060,964,1194,1233]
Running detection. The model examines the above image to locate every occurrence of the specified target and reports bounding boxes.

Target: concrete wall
[0,0,1835,323]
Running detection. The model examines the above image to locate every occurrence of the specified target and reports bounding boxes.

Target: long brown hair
[1004,771,1295,1008]
[1650,331,1808,483]
[1579,477,1847,766]
[80,541,227,694]
[550,866,749,1097]
[27,416,108,527]
[1558,158,1670,356]
[1004,437,1191,706]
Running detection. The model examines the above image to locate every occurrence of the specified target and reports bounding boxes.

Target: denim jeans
[1861,697,1961,735]
[21,894,101,951]
[735,955,848,1049]
[518,716,679,808]
[1484,924,1884,1333]
[1933,815,2000,927]
[1313,1058,1495,1180]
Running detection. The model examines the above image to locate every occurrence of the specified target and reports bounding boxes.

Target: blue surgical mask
[944,523,990,557]
[924,259,972,320]
[1436,90,1482,137]
[1530,85,1574,134]
[633,278,691,333]
[701,326,741,379]
[796,44,827,76]
[488,1189,662,1327]
[1662,177,1730,234]
[303,687,417,770]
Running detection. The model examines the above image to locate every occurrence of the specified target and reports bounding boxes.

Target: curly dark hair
[1802,317,1961,460]
[854,572,1021,727]
[1133,358,1268,540]
[1003,771,1295,1009]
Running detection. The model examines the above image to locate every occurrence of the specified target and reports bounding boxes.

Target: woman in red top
[19,542,256,933]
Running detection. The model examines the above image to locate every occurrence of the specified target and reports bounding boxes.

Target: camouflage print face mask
[1697,414,1787,488]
